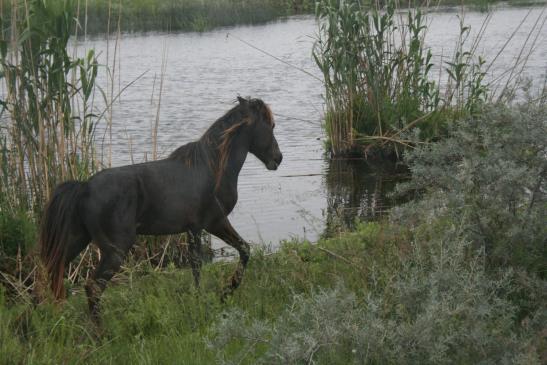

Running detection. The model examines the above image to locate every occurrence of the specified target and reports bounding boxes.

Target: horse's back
[82,158,216,236]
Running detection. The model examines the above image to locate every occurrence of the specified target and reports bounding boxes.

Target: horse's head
[239,97,283,171]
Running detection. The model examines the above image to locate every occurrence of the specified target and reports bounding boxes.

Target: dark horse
[39,97,282,322]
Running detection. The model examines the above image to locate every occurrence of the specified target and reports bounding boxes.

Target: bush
[0,210,35,258]
[393,98,547,275]
[209,240,544,364]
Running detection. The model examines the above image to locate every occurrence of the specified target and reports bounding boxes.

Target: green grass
[2,97,545,362]
[3,0,542,36]
[1,218,544,363]
[0,223,402,364]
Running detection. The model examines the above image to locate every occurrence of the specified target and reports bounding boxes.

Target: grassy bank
[84,0,314,34]
[1,98,545,364]
[1,219,543,363]
[0,224,397,364]
[77,0,547,35]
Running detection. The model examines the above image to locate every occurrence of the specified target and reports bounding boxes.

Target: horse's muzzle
[266,152,283,170]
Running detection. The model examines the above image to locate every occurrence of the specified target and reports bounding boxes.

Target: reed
[315,1,442,157]
[0,0,100,214]
[314,0,542,158]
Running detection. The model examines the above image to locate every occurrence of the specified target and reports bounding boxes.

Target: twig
[316,246,364,272]
[227,33,323,83]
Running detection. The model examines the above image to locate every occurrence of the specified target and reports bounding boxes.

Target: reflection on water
[323,159,408,237]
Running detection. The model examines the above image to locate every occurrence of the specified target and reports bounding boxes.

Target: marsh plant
[313,0,538,158]
[0,0,99,213]
[0,0,206,294]
[315,1,436,157]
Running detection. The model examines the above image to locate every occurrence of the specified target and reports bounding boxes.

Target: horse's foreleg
[85,239,132,325]
[208,219,250,300]
[188,230,203,288]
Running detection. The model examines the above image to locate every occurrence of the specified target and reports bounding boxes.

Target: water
[76,6,546,250]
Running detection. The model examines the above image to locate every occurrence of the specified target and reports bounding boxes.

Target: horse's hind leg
[62,232,91,296]
[85,234,134,324]
[188,230,203,288]
[65,231,91,265]
[208,219,250,300]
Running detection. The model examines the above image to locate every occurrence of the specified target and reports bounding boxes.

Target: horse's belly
[135,193,206,235]
[135,208,189,235]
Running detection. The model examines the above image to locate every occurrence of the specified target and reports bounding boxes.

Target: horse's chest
[214,190,238,216]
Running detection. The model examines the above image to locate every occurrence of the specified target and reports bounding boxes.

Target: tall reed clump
[314,0,490,158]
[0,0,99,258]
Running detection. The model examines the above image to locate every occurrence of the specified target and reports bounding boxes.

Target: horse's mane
[169,98,269,190]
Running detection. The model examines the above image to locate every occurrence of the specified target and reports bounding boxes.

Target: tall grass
[0,0,99,222]
[315,1,442,157]
[314,0,542,158]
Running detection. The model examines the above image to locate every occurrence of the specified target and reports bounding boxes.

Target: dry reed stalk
[152,43,168,161]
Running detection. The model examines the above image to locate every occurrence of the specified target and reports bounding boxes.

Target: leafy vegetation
[393,97,547,275]
[209,98,547,363]
[314,0,542,158]
[0,0,99,267]
[0,1,545,363]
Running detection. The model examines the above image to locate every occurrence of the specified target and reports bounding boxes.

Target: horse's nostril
[276,153,283,164]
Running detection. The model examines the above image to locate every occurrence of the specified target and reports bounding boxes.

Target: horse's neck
[221,135,249,184]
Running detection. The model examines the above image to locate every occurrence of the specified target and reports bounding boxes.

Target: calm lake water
[77,6,546,250]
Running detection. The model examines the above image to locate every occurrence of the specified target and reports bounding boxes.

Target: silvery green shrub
[393,99,546,274]
[208,243,543,364]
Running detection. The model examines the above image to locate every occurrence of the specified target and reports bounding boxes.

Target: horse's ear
[237,96,248,105]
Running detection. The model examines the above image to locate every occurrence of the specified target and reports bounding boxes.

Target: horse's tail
[39,181,87,300]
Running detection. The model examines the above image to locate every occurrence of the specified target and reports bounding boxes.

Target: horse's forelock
[264,103,274,126]
[245,98,273,126]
